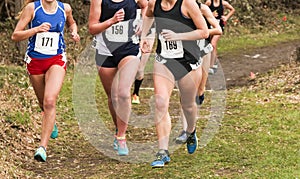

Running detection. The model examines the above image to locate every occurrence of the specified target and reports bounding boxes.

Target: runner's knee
[43,97,56,110]
[155,95,168,113]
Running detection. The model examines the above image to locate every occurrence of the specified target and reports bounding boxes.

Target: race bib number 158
[105,21,129,42]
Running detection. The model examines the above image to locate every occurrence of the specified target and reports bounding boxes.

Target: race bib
[105,21,129,42]
[159,34,184,58]
[34,32,59,55]
[197,39,205,49]
[197,39,213,53]
[204,43,213,53]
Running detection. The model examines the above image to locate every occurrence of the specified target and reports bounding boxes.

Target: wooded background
[1,0,299,25]
[0,0,299,64]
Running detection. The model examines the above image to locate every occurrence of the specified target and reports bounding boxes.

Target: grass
[220,90,299,178]
[218,15,300,54]
[219,30,300,55]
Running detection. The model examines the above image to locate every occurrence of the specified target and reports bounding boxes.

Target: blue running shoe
[50,123,58,139]
[117,138,129,156]
[151,149,171,168]
[186,130,198,154]
[34,146,47,162]
[113,138,118,150]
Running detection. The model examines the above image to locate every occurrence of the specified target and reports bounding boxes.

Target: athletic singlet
[93,0,139,56]
[27,0,66,59]
[153,0,200,64]
[209,0,224,28]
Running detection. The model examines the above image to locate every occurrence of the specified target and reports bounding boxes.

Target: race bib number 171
[34,32,60,55]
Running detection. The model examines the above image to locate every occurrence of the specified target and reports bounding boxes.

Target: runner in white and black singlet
[140,0,209,168]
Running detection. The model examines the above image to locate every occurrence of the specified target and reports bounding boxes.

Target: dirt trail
[217,39,300,88]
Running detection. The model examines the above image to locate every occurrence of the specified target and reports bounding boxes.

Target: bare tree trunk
[14,0,27,56]
[14,0,22,17]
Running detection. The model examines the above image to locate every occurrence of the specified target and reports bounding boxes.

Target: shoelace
[186,135,195,145]
[155,153,165,161]
[118,140,127,148]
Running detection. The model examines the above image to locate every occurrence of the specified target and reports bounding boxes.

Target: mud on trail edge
[212,39,300,89]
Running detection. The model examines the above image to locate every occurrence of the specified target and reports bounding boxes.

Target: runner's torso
[28,0,66,59]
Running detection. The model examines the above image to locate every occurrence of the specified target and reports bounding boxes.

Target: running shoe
[132,94,140,104]
[195,94,205,105]
[175,130,188,144]
[117,138,129,156]
[113,128,118,150]
[34,146,47,162]
[151,149,171,168]
[113,137,118,150]
[186,130,198,154]
[208,67,215,75]
[213,63,218,69]
[50,123,58,139]
[211,61,219,74]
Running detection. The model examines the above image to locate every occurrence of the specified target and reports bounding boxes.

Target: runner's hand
[112,8,125,24]
[140,39,151,53]
[36,22,51,33]
[161,29,178,41]
[221,15,228,24]
[71,31,80,42]
[134,19,143,36]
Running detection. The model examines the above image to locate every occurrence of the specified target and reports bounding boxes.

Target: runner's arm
[222,1,235,22]
[88,0,125,35]
[64,3,80,42]
[140,0,155,53]
[201,4,222,36]
[11,3,44,41]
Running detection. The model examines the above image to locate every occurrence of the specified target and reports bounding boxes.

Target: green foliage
[5,111,31,126]
[0,65,33,128]
[0,65,29,88]
[226,0,300,30]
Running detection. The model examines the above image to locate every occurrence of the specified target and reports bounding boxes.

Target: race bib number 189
[159,34,184,58]
[34,32,60,55]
